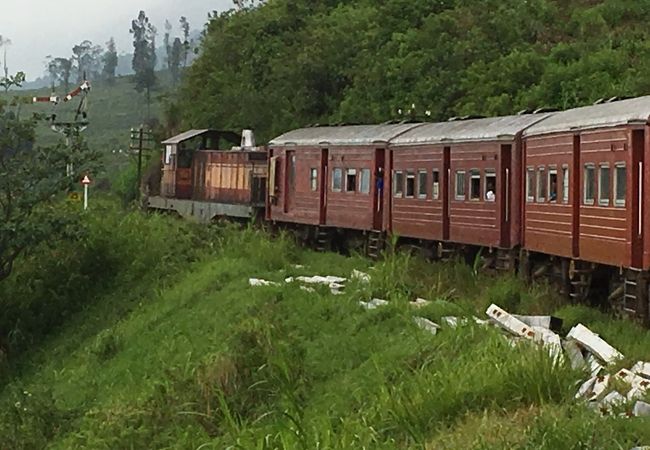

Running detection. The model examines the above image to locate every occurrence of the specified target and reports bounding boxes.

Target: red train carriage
[522,96,650,320]
[388,114,549,264]
[266,124,421,246]
[148,129,267,222]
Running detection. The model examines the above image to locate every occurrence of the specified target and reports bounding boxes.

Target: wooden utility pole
[130,126,155,200]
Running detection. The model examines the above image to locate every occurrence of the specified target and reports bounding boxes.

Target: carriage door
[320,149,329,224]
[631,129,644,268]
[500,144,512,248]
[373,149,385,230]
[285,151,296,213]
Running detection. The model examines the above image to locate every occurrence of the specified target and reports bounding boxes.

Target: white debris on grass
[413,317,440,335]
[351,269,371,284]
[359,298,389,310]
[300,286,315,293]
[599,390,626,411]
[632,361,650,379]
[292,264,305,269]
[566,323,624,365]
[633,401,650,417]
[249,278,278,287]
[486,304,536,339]
[409,297,430,308]
[616,369,650,394]
[285,275,347,285]
[562,339,586,370]
[531,326,564,362]
[585,354,605,378]
[589,375,610,402]
[441,316,468,328]
[472,316,490,326]
[576,377,596,399]
[513,314,562,331]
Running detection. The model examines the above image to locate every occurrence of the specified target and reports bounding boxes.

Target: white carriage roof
[390,114,551,146]
[161,129,211,145]
[524,96,650,137]
[269,123,423,147]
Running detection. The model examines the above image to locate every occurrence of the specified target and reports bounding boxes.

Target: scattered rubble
[248,278,278,287]
[566,323,624,365]
[359,298,389,310]
[562,339,586,370]
[633,401,650,417]
[513,314,563,332]
[409,297,430,308]
[413,317,440,335]
[632,361,650,379]
[441,316,468,328]
[351,269,371,284]
[486,304,536,339]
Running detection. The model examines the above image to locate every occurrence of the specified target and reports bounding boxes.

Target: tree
[179,16,190,68]
[131,10,158,118]
[0,75,101,282]
[47,57,73,91]
[72,40,103,81]
[164,20,172,70]
[170,37,183,85]
[0,36,12,93]
[102,37,118,84]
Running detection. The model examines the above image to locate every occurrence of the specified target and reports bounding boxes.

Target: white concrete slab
[486,304,535,338]
[563,339,586,370]
[632,361,650,379]
[566,324,624,365]
[589,375,610,402]
[585,354,604,378]
[249,278,278,287]
[413,317,440,335]
[633,401,650,417]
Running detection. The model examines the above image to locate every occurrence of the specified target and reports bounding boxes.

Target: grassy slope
[1,212,650,448]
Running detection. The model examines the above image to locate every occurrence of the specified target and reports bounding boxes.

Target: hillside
[0,201,649,448]
[178,0,650,143]
[1,73,173,180]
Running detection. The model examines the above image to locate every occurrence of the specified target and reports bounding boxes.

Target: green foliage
[102,38,118,84]
[179,0,650,141]
[130,10,158,115]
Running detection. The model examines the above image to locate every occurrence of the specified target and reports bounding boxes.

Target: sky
[0,0,232,80]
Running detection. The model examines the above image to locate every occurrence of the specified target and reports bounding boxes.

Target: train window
[432,170,440,200]
[346,169,357,193]
[394,171,404,198]
[584,164,595,204]
[548,169,558,202]
[526,168,535,202]
[615,163,626,207]
[470,170,481,200]
[598,164,610,206]
[310,168,318,191]
[418,170,427,198]
[360,169,371,194]
[332,168,342,192]
[485,170,496,201]
[405,171,415,198]
[562,166,569,203]
[537,167,546,202]
[455,171,466,200]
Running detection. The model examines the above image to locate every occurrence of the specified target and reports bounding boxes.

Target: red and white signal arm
[81,175,92,185]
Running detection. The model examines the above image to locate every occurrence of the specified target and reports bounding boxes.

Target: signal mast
[32,78,91,176]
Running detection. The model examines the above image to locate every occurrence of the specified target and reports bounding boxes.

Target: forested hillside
[180,0,650,142]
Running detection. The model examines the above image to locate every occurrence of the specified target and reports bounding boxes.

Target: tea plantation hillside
[0,201,649,449]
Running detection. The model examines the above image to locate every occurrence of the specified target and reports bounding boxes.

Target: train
[147,95,650,325]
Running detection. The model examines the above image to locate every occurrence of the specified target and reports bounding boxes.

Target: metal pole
[137,126,143,201]
[84,184,88,210]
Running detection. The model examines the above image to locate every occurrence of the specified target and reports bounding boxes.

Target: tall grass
[1,211,649,449]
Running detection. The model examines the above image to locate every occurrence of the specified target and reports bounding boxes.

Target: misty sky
[0,0,233,80]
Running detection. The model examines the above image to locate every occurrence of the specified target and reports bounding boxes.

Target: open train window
[332,168,342,192]
[537,167,546,202]
[432,170,440,200]
[393,171,404,198]
[526,168,535,202]
[598,164,610,206]
[470,170,481,200]
[310,168,318,191]
[548,168,558,202]
[455,171,466,200]
[485,170,496,201]
[418,170,427,198]
[615,163,626,207]
[360,169,370,194]
[584,164,595,205]
[405,171,415,198]
[562,166,569,203]
[346,169,357,192]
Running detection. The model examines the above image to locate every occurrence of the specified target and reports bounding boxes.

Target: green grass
[1,208,650,449]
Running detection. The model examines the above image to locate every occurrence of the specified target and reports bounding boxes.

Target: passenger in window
[549,179,557,202]
[485,179,496,201]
